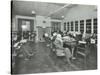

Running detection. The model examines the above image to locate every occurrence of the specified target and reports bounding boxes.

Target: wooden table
[64,41,77,59]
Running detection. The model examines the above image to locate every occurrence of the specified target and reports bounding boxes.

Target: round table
[64,40,77,59]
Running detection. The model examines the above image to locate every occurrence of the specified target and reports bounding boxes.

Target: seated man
[50,32,57,51]
[54,34,72,64]
[43,33,50,47]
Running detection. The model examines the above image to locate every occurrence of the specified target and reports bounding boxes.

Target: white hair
[56,34,62,39]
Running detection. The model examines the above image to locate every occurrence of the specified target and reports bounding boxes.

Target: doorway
[37,26,51,42]
[17,18,34,40]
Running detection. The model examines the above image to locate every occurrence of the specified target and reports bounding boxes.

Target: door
[18,19,34,32]
[45,27,51,36]
[37,27,51,42]
[17,18,34,40]
[37,27,44,42]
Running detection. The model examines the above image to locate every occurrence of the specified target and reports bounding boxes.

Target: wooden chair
[76,41,90,69]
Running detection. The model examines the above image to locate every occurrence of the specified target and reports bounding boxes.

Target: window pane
[67,22,69,31]
[80,20,84,33]
[93,18,97,34]
[86,19,91,33]
[64,22,66,31]
[71,21,73,31]
[51,22,61,32]
[75,21,78,31]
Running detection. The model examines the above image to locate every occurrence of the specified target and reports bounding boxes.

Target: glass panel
[86,19,91,33]
[71,21,73,31]
[93,18,97,34]
[80,20,84,33]
[64,22,66,31]
[75,21,78,31]
[51,22,61,32]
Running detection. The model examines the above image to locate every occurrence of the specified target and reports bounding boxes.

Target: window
[22,20,30,31]
[64,22,66,31]
[80,20,84,33]
[86,19,91,33]
[71,21,73,31]
[52,23,54,31]
[57,22,61,31]
[93,18,97,34]
[51,22,55,32]
[75,21,78,31]
[51,22,61,32]
[67,22,69,31]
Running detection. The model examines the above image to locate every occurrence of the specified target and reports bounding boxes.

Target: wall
[12,15,36,32]
[36,15,51,28]
[12,16,17,31]
[62,5,97,33]
[12,15,62,32]
[12,15,62,42]
[12,5,97,41]
[64,5,97,21]
[35,16,62,42]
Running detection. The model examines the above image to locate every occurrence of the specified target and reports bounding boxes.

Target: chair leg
[84,56,87,69]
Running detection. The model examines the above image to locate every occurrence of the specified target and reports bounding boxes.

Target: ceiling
[12,1,76,19]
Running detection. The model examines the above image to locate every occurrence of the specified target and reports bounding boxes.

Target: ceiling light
[32,10,36,14]
[61,16,64,18]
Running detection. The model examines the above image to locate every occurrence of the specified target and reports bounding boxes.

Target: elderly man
[43,32,51,47]
[54,34,72,64]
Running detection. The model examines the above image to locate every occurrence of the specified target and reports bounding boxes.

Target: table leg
[71,47,76,59]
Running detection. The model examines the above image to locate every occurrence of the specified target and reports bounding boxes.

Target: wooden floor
[12,42,97,74]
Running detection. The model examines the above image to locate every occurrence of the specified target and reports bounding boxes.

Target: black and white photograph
[11,0,98,74]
